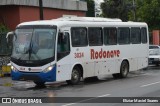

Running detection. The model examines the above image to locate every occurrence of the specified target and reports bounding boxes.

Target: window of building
[71,27,88,47]
[104,27,117,45]
[88,27,103,46]
[131,27,141,44]
[141,27,147,43]
[118,27,130,44]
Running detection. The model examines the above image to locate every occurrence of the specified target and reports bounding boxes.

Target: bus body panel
[11,62,57,82]
[56,55,72,81]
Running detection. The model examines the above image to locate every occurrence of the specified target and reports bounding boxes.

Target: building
[0,0,87,30]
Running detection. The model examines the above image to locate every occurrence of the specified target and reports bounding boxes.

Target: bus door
[56,32,71,81]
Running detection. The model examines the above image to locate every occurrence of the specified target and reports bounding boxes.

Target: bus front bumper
[11,66,56,82]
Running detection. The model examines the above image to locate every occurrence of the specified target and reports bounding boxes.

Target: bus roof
[17,17,148,28]
[54,16,122,22]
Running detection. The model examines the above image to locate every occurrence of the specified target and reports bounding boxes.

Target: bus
[7,17,149,86]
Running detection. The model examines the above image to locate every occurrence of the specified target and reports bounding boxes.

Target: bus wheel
[112,73,120,79]
[120,61,129,78]
[34,81,45,87]
[67,67,81,85]
[84,76,99,82]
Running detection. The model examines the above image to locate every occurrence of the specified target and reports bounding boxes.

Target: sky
[94,0,104,4]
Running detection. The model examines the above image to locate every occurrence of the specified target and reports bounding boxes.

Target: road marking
[62,94,111,106]
[140,81,160,87]
[97,94,110,97]
[62,103,76,106]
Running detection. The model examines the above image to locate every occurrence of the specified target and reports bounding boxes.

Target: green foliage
[101,0,160,30]
[101,0,131,21]
[131,0,160,30]
[0,24,9,33]
[85,0,95,17]
[0,24,10,55]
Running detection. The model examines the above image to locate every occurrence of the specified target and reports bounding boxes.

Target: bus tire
[120,61,129,78]
[66,67,81,85]
[84,76,99,82]
[143,67,148,70]
[34,81,45,87]
[112,73,120,79]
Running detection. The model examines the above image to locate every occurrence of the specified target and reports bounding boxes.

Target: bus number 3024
[74,52,84,58]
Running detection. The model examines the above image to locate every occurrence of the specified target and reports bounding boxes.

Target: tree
[100,0,160,29]
[130,0,160,30]
[0,23,9,33]
[101,0,131,21]
[85,0,95,17]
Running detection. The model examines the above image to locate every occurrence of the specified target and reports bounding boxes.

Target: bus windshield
[12,28,56,61]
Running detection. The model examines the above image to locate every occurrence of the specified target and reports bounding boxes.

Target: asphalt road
[1,65,160,106]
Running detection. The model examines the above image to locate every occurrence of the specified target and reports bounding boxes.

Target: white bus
[8,17,149,86]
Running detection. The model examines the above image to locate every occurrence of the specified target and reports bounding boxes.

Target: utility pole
[133,0,136,21]
[39,0,44,20]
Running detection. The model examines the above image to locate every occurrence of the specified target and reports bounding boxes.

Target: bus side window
[104,27,117,45]
[71,27,88,47]
[141,27,147,43]
[131,27,141,44]
[118,28,130,44]
[88,27,103,46]
[57,32,70,61]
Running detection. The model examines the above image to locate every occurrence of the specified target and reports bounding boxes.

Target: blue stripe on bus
[11,66,56,82]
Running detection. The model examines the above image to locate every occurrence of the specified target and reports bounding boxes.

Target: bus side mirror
[6,31,14,43]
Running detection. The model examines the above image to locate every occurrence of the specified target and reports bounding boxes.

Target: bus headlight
[11,65,18,72]
[43,65,54,73]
